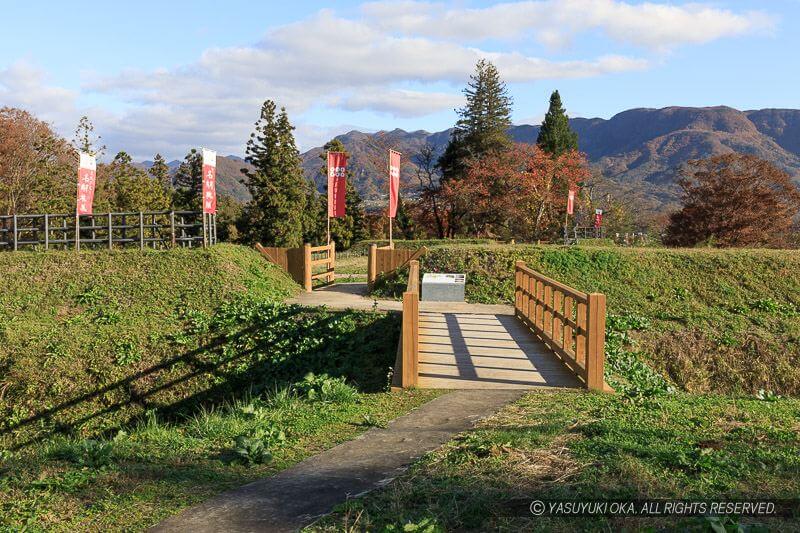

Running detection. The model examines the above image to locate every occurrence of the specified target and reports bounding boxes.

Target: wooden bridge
[258,243,608,392]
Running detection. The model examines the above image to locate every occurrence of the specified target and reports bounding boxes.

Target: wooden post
[138,212,144,250]
[514,261,524,313]
[586,293,606,391]
[329,241,336,283]
[553,290,563,348]
[564,296,574,355]
[170,211,176,247]
[303,243,312,292]
[202,212,208,248]
[107,213,113,250]
[368,244,377,287]
[401,290,419,387]
[12,214,17,251]
[44,214,49,251]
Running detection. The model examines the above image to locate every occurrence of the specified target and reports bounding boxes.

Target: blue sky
[0,0,796,159]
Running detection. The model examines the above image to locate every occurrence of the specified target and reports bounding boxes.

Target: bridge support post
[303,243,312,292]
[586,293,607,391]
[368,244,377,287]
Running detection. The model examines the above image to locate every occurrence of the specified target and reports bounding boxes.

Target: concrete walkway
[288,282,514,315]
[152,390,526,533]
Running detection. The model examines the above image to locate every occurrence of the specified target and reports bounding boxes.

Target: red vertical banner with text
[327,152,347,218]
[567,189,576,215]
[388,150,401,218]
[76,152,97,215]
[594,209,603,228]
[202,148,217,214]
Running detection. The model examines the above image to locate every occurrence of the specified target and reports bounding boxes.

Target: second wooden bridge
[260,243,609,392]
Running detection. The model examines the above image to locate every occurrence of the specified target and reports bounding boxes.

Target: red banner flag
[388,150,401,218]
[76,152,96,215]
[327,151,347,218]
[567,189,576,215]
[594,208,603,228]
[202,148,217,214]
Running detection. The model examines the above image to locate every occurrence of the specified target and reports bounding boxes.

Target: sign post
[388,150,401,248]
[202,148,217,246]
[76,152,97,251]
[327,152,348,244]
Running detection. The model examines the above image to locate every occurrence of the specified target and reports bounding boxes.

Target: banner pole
[389,217,393,248]
[327,216,331,245]
[75,210,80,252]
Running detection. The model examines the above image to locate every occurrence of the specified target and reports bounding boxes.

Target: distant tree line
[2,58,799,249]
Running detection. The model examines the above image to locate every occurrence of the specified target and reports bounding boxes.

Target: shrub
[292,373,359,403]
[232,423,286,465]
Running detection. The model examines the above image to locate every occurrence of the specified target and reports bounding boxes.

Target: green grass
[421,244,800,397]
[0,386,442,531]
[0,244,301,448]
[311,389,800,532]
[0,244,448,530]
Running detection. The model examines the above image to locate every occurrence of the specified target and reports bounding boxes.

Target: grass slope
[422,245,800,396]
[0,244,299,448]
[0,244,446,530]
[313,390,800,532]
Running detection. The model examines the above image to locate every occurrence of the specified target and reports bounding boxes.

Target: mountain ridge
[138,106,800,207]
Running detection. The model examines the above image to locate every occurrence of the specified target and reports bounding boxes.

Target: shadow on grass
[3,303,400,450]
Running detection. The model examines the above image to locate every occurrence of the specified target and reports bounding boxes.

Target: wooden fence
[367,243,428,287]
[0,211,215,251]
[392,260,420,389]
[256,242,335,292]
[514,261,608,391]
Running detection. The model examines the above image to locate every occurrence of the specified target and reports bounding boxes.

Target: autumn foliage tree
[0,107,74,215]
[441,143,590,240]
[665,154,800,247]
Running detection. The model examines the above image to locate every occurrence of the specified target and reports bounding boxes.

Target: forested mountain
[136,106,800,209]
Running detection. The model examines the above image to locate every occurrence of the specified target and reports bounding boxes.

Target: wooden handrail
[397,260,420,388]
[514,261,608,391]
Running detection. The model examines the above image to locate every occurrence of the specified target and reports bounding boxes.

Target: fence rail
[0,211,217,251]
[514,261,608,391]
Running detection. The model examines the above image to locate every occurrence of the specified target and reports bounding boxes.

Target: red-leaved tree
[439,143,590,239]
[665,154,800,248]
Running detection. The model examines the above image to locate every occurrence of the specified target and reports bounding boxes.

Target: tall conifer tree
[537,90,579,156]
[149,153,171,189]
[172,148,202,210]
[240,100,307,247]
[438,59,512,235]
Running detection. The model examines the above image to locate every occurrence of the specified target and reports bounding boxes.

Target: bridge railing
[367,244,427,289]
[393,259,420,388]
[255,242,335,292]
[514,261,607,391]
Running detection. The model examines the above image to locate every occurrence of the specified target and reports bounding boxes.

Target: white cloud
[0,2,771,158]
[362,0,775,50]
[337,90,465,117]
[0,61,79,128]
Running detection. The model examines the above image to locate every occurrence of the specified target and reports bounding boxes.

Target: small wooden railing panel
[514,261,607,391]
[393,260,420,388]
[256,242,335,292]
[367,244,427,287]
